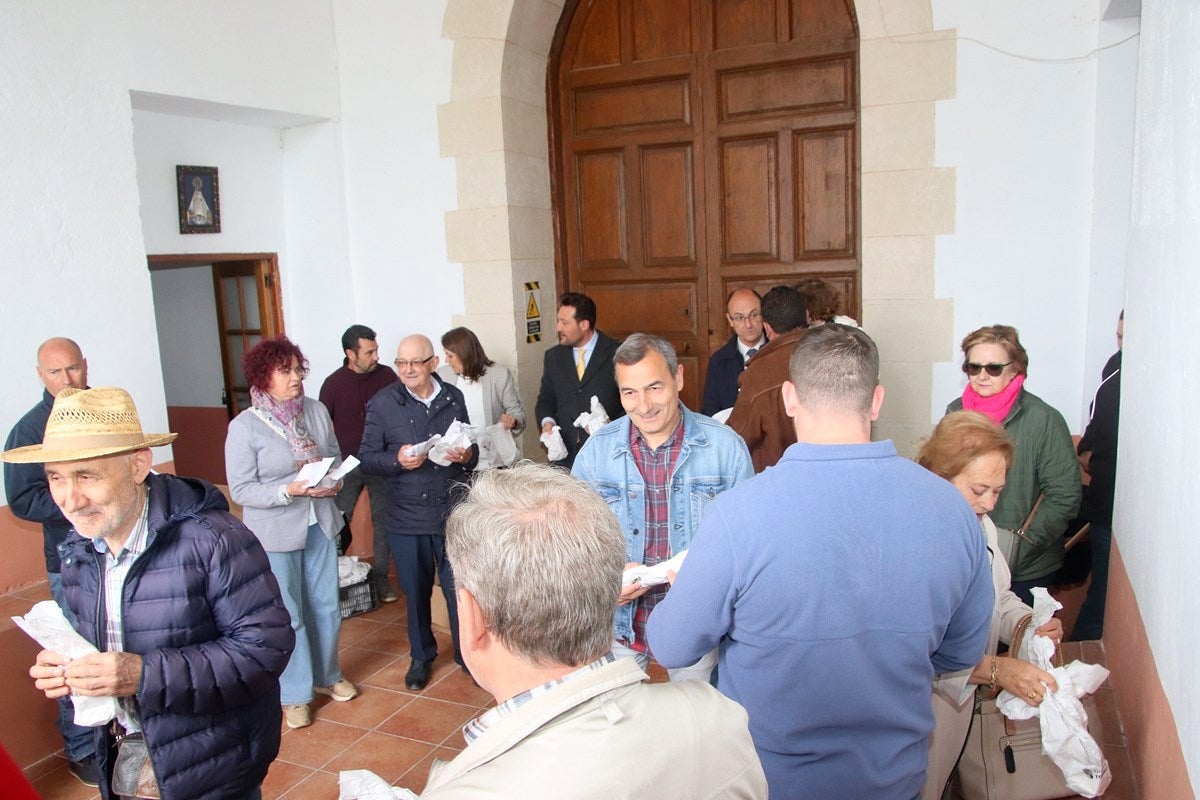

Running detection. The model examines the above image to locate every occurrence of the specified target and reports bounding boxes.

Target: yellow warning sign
[526,292,540,320]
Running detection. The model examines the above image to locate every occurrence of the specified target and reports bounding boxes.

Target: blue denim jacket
[571,405,753,644]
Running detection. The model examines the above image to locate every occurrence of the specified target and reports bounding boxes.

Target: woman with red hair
[225,336,357,730]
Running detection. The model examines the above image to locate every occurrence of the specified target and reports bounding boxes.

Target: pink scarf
[250,385,320,467]
[962,373,1025,425]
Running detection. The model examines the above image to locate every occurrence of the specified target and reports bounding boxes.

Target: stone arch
[439,0,955,453]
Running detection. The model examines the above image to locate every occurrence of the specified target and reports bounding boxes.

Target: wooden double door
[551,0,860,409]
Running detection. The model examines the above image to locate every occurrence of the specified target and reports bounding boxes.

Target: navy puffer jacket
[59,473,295,800]
[359,376,477,534]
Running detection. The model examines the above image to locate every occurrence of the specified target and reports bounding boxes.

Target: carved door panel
[553,0,860,409]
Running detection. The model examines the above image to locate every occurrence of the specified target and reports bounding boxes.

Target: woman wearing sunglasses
[945,325,1080,604]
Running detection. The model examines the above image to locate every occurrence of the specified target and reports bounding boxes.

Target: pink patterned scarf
[962,373,1025,425]
[250,386,320,467]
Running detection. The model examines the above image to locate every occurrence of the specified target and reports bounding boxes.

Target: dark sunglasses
[963,361,1012,377]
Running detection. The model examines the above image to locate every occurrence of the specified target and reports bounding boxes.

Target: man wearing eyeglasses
[727,286,809,472]
[359,335,478,690]
[701,288,766,418]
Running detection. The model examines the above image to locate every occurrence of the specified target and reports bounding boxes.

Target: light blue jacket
[572,405,753,644]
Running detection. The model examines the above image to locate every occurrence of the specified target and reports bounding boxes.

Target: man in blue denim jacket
[572,334,752,682]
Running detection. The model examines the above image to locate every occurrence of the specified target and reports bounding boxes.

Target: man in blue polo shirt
[649,324,993,800]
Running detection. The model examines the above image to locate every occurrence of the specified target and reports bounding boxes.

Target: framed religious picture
[176,165,221,234]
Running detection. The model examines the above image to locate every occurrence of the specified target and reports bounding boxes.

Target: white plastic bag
[995,588,1112,797]
[540,425,568,462]
[573,396,610,436]
[338,769,418,799]
[481,422,520,468]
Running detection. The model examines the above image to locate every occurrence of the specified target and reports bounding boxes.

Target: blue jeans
[267,525,343,704]
[48,572,95,761]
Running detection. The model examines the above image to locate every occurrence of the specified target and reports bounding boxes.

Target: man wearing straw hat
[5,387,295,800]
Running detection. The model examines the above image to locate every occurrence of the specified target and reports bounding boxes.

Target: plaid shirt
[462,652,616,744]
[627,417,684,654]
[92,496,150,730]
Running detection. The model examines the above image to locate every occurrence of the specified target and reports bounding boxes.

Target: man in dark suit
[535,292,622,467]
[701,288,766,417]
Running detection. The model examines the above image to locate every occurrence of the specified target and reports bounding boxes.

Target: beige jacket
[421,657,767,799]
[923,514,1032,799]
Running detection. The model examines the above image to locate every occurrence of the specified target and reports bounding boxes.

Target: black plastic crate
[338,571,378,619]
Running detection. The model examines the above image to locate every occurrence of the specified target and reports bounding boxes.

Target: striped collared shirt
[461,652,617,744]
[92,495,150,730]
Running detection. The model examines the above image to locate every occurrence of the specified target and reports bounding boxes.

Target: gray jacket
[225,396,343,551]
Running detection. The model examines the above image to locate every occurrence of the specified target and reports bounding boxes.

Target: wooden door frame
[147,252,285,417]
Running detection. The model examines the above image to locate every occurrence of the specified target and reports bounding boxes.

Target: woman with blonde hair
[946,325,1079,603]
[917,411,1063,799]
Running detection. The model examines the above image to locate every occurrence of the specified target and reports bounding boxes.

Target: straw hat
[1,387,177,464]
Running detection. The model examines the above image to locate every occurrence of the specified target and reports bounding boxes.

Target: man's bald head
[726,289,764,347]
[395,334,439,396]
[36,337,87,397]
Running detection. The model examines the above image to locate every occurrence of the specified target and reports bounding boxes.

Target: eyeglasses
[276,365,308,378]
[394,356,435,369]
[963,361,1012,377]
[729,311,762,324]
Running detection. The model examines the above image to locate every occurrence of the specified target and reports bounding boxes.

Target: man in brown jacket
[727,285,808,472]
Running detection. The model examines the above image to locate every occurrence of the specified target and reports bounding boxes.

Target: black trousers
[389,532,460,662]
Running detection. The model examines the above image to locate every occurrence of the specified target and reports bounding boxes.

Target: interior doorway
[147,253,283,483]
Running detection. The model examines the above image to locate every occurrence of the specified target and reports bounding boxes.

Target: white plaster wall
[134,110,288,254]
[150,268,225,408]
[330,0,459,366]
[0,4,173,470]
[1118,0,1200,781]
[1081,17,1138,418]
[931,0,1113,430]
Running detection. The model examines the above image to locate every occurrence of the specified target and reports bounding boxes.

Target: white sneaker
[284,704,311,729]
[314,679,358,702]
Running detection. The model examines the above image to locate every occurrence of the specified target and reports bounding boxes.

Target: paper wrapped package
[429,420,475,466]
[403,436,440,458]
[12,600,121,727]
[622,550,688,588]
[995,588,1112,797]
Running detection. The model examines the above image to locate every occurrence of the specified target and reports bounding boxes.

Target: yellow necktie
[576,348,586,380]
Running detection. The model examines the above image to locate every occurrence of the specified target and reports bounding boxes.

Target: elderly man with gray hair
[420,464,766,798]
[8,387,294,800]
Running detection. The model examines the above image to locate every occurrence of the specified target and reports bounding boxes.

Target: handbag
[955,618,1104,800]
[996,493,1045,573]
[110,732,161,799]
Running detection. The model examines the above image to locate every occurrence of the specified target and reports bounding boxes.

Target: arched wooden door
[550,0,860,409]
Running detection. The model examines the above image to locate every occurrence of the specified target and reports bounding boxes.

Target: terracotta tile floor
[23,584,492,800]
[20,576,1139,799]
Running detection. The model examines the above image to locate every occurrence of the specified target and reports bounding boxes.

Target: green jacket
[946,389,1081,581]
